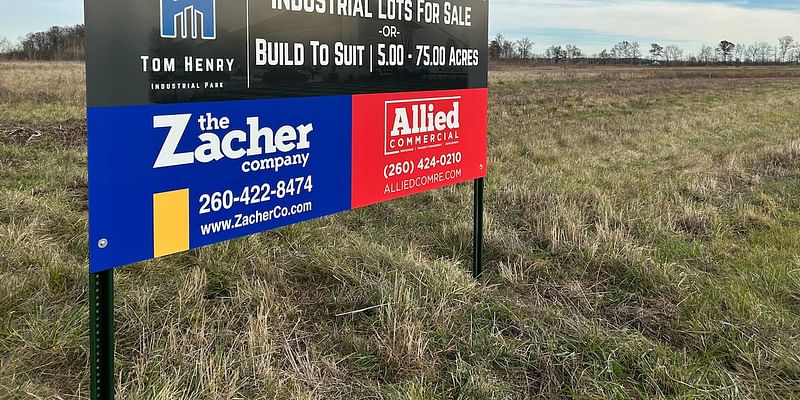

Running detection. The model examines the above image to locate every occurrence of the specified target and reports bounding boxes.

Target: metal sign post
[472,178,485,278]
[89,270,115,400]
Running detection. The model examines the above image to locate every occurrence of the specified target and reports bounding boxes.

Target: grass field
[1,61,799,399]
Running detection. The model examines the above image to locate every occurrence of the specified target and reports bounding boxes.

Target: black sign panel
[85,0,488,106]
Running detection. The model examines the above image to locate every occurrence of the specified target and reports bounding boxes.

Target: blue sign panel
[89,96,352,272]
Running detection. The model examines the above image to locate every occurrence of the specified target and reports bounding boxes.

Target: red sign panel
[352,88,488,209]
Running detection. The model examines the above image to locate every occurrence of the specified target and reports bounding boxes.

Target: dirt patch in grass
[0,124,86,146]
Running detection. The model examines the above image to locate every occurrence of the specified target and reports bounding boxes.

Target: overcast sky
[2,0,800,55]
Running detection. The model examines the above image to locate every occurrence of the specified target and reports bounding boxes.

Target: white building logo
[160,0,217,40]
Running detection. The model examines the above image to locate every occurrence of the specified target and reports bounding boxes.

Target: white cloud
[491,0,800,52]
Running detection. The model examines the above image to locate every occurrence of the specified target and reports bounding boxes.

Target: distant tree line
[3,25,800,66]
[491,33,800,65]
[0,25,85,61]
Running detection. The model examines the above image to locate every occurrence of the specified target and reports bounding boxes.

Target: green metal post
[90,270,115,400]
[472,178,485,278]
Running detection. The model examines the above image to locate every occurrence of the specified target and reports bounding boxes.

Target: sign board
[86,0,488,272]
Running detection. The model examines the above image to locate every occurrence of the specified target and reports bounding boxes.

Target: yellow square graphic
[153,189,190,258]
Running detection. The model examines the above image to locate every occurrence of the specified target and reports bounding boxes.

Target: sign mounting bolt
[98,239,108,249]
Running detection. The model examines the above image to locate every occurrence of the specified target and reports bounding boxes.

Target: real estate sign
[86,0,488,272]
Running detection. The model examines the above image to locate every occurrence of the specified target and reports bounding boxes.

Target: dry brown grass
[490,63,800,82]
[1,63,800,399]
[0,61,85,124]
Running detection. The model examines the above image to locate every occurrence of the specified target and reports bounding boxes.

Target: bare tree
[493,33,507,59]
[610,44,623,60]
[734,43,747,63]
[0,37,10,56]
[612,41,641,61]
[778,35,794,63]
[565,44,583,60]
[516,37,534,60]
[502,40,516,59]
[663,45,683,63]
[746,44,759,62]
[489,40,501,61]
[699,45,715,64]
[630,42,642,59]
[750,41,772,63]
